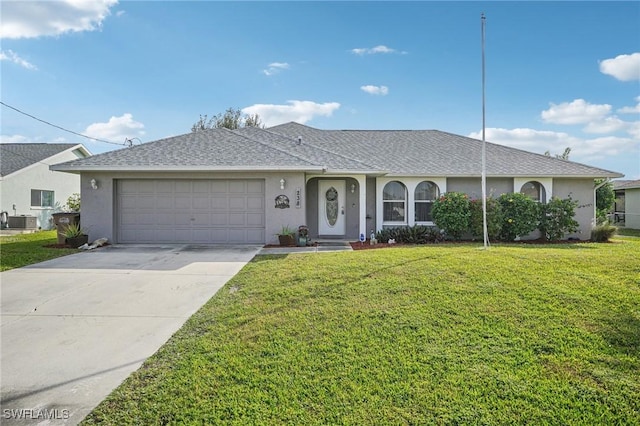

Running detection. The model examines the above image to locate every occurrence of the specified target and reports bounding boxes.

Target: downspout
[593,178,610,227]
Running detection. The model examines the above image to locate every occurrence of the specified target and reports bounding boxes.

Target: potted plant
[61,222,89,248]
[277,225,296,246]
[297,225,309,247]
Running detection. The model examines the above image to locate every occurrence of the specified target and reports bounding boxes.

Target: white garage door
[117,179,265,244]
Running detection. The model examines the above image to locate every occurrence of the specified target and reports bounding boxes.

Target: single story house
[51,122,623,244]
[1,143,91,230]
[612,179,640,229]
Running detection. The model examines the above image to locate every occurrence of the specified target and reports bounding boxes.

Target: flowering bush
[539,196,579,241]
[432,192,470,240]
[469,197,503,241]
[498,193,540,241]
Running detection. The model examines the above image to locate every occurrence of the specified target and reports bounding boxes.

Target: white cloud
[0,0,118,39]
[84,113,145,142]
[469,127,581,153]
[242,101,340,127]
[360,85,389,96]
[350,45,407,55]
[0,49,37,70]
[0,134,31,144]
[468,127,639,161]
[541,99,611,125]
[262,62,290,76]
[583,116,628,134]
[618,96,640,114]
[599,52,640,81]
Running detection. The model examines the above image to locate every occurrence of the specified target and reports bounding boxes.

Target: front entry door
[318,180,346,236]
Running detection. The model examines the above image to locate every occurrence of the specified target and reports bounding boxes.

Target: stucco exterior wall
[446,177,513,199]
[624,187,640,229]
[541,178,595,239]
[79,171,307,244]
[1,150,83,229]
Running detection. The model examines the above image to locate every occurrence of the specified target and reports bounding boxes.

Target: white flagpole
[481,12,489,249]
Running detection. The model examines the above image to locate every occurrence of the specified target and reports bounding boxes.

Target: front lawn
[0,230,78,271]
[618,227,640,238]
[84,240,640,425]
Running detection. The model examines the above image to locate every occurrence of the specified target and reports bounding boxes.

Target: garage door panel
[247,213,264,226]
[247,181,263,193]
[117,179,265,244]
[210,213,227,225]
[229,181,246,193]
[247,196,264,210]
[156,181,175,192]
[229,213,246,226]
[156,213,175,226]
[192,198,210,210]
[246,229,265,243]
[229,197,246,209]
[156,196,174,209]
[175,195,192,208]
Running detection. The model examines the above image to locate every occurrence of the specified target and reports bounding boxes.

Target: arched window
[415,181,440,222]
[383,181,407,222]
[521,181,546,202]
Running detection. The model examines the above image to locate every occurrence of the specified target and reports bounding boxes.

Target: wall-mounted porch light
[280,178,286,190]
[90,179,99,190]
[350,183,356,193]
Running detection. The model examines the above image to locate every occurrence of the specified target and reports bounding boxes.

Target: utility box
[52,212,80,244]
[7,216,37,230]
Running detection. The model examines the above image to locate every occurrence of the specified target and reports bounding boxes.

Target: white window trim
[514,178,552,203]
[376,177,446,230]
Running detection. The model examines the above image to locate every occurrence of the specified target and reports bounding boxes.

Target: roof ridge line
[224,128,321,167]
[260,127,378,170]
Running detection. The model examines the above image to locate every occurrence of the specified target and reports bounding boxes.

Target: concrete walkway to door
[0,244,260,425]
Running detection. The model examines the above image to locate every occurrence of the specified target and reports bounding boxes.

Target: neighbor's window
[383,181,406,222]
[31,189,54,207]
[415,181,440,222]
[521,181,545,203]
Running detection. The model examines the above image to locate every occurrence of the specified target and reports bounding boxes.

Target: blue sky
[1,1,639,178]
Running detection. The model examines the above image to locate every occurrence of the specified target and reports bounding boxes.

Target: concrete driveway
[0,244,260,425]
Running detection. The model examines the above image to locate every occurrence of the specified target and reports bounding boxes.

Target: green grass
[84,240,640,425]
[0,230,78,271]
[618,227,640,238]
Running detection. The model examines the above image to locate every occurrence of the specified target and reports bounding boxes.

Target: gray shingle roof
[51,123,623,178]
[269,122,623,178]
[613,179,640,190]
[1,143,82,177]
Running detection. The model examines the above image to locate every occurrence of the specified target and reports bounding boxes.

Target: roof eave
[49,165,327,173]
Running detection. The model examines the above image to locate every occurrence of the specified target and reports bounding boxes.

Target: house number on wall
[295,187,301,209]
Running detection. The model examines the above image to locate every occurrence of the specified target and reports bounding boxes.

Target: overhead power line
[0,101,130,147]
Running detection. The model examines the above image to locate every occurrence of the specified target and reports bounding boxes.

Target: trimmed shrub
[591,224,617,242]
[469,197,503,241]
[376,225,444,244]
[498,193,540,241]
[539,196,579,241]
[432,192,471,240]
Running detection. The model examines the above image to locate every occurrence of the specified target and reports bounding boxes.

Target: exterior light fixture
[351,183,356,193]
[280,178,286,190]
[90,179,98,190]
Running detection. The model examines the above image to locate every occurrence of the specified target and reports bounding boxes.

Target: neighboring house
[612,179,640,229]
[1,144,91,230]
[50,123,623,244]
